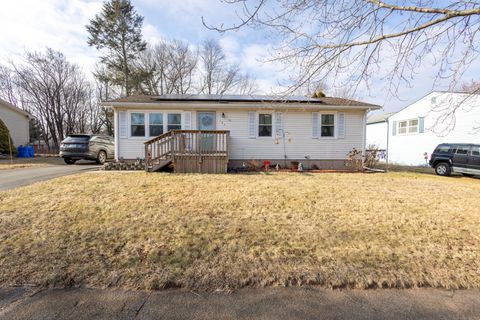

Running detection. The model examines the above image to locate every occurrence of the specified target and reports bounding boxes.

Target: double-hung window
[321,114,335,137]
[398,119,419,135]
[258,114,272,137]
[149,113,163,136]
[168,113,182,131]
[131,113,145,137]
[408,119,418,133]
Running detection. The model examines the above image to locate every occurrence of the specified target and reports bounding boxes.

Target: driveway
[0,164,100,191]
[0,287,479,320]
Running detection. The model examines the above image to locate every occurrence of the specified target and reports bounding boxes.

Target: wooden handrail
[144,130,230,171]
[144,130,173,145]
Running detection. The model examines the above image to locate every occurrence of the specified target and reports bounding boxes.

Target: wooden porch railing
[144,130,230,173]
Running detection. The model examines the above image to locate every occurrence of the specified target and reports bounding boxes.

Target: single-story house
[366,91,480,166]
[0,99,31,147]
[103,94,380,172]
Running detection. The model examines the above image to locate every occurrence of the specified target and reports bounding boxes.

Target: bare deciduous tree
[461,80,480,94]
[9,49,102,149]
[204,0,480,96]
[199,39,255,95]
[137,39,256,95]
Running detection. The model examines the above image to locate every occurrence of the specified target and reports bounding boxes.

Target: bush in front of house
[0,118,16,155]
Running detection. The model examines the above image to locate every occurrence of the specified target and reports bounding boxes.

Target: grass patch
[0,172,479,290]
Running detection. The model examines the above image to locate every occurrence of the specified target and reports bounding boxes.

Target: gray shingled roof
[105,94,379,108]
[367,112,395,124]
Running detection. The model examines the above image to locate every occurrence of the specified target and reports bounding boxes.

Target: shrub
[0,118,16,155]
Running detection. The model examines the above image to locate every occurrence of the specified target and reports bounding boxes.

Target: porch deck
[144,130,229,173]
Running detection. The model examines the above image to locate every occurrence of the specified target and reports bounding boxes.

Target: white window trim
[127,110,183,139]
[129,111,147,139]
[397,118,419,136]
[257,111,275,139]
[148,112,165,137]
[319,111,338,139]
[166,112,182,132]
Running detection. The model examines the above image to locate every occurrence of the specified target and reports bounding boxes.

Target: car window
[455,146,470,155]
[435,145,450,153]
[63,135,90,143]
[471,146,480,156]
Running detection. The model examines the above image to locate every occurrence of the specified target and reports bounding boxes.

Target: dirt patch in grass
[0,163,49,170]
[0,172,479,290]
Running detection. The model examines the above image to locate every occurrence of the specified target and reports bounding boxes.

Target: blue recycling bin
[16,146,34,158]
[27,146,34,157]
[17,146,26,158]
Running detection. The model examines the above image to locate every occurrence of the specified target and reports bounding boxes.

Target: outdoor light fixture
[222,112,226,118]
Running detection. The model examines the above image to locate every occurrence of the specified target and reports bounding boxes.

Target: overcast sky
[0,0,478,113]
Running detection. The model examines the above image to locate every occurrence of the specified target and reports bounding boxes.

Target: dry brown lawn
[0,163,49,170]
[0,172,479,290]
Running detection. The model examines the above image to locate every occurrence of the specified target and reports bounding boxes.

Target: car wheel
[64,158,76,165]
[435,162,451,176]
[96,151,107,165]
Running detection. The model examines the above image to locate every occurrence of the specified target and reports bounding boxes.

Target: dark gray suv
[60,134,114,165]
[429,143,480,177]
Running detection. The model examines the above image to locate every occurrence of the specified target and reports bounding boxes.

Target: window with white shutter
[248,111,256,138]
[312,112,319,138]
[119,111,127,138]
[337,113,345,139]
[275,112,283,137]
[183,111,192,130]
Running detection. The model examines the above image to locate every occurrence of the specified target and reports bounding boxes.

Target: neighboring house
[103,94,380,172]
[366,91,480,166]
[0,99,31,147]
[366,112,395,150]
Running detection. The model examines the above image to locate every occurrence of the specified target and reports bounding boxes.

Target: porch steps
[147,160,172,172]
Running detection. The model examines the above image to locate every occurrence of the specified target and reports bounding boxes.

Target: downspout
[386,118,390,172]
[362,109,367,168]
[114,108,119,161]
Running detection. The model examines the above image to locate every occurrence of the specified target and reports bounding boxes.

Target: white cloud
[0,0,102,72]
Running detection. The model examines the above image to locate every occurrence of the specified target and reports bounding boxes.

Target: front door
[197,112,216,152]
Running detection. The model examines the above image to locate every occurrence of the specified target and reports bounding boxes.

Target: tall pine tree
[87,0,146,96]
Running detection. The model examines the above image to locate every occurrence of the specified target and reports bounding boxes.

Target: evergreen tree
[87,0,147,96]
[0,118,15,155]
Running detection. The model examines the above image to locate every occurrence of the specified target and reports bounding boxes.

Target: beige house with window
[103,94,380,171]
[0,99,30,147]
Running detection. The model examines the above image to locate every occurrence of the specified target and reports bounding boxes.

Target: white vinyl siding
[116,109,364,160]
[387,92,480,165]
[219,110,362,160]
[0,104,29,147]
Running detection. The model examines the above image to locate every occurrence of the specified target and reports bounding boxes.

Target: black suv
[429,143,480,177]
[60,134,114,165]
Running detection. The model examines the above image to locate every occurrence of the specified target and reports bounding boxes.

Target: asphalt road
[0,287,479,320]
[0,164,100,191]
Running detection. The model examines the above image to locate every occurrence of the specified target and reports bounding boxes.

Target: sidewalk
[1,287,479,319]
